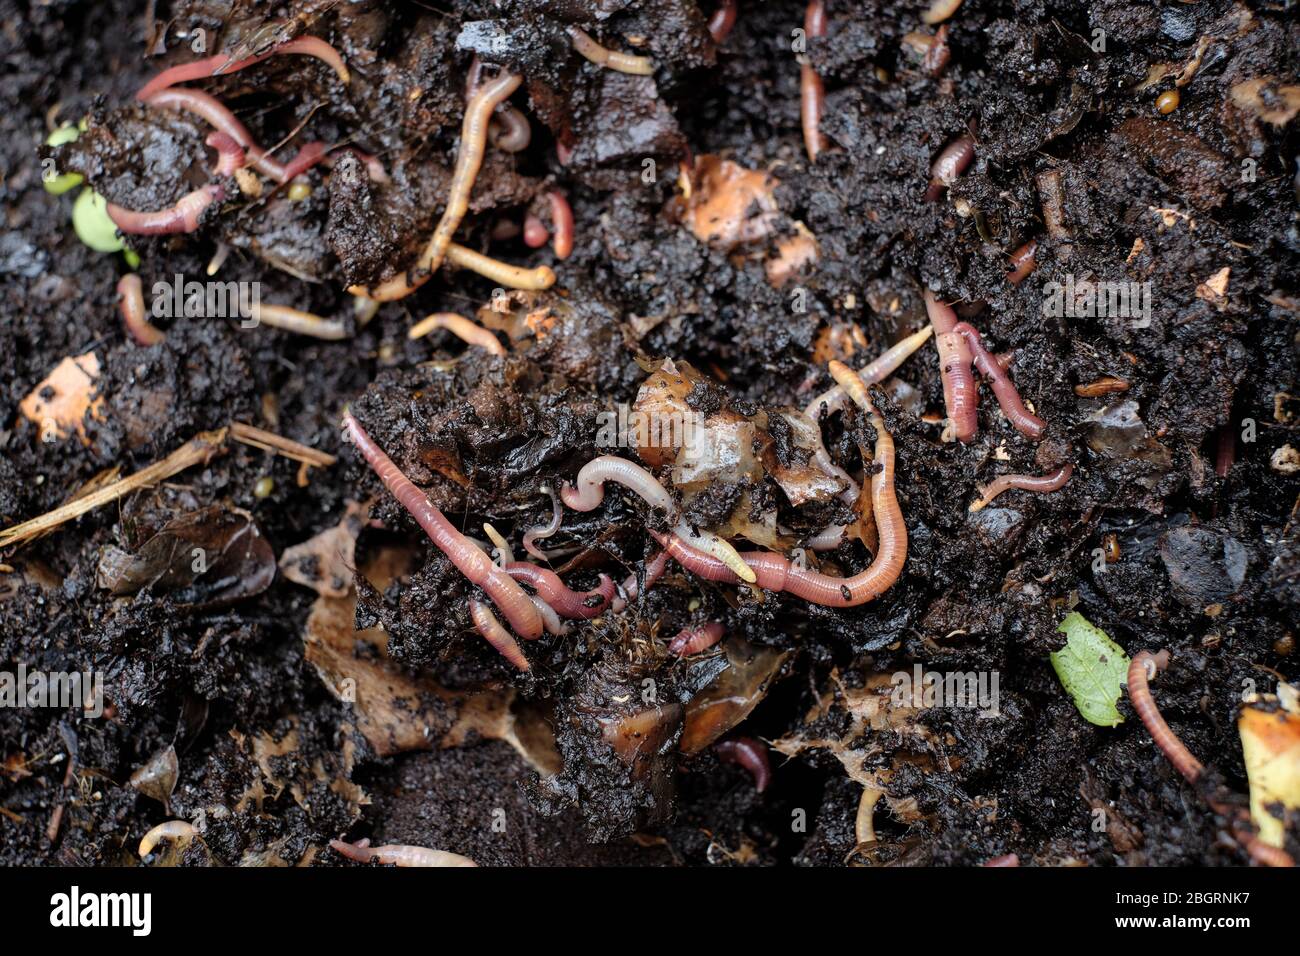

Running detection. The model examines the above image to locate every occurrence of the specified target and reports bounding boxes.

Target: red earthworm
[1126,650,1203,784]
[143,89,328,184]
[107,183,224,235]
[668,621,725,656]
[709,0,738,44]
[469,599,530,671]
[610,549,670,612]
[568,27,655,75]
[248,303,349,339]
[206,131,244,176]
[548,191,574,260]
[969,463,1072,512]
[137,35,350,100]
[952,322,1045,439]
[444,244,556,291]
[358,71,521,302]
[489,105,532,153]
[330,838,477,868]
[983,853,1019,867]
[407,312,505,356]
[924,290,978,442]
[522,485,562,559]
[924,134,975,202]
[529,595,570,636]
[343,411,543,639]
[504,563,615,619]
[1006,238,1038,285]
[116,274,164,346]
[522,213,549,248]
[650,397,906,606]
[800,0,829,163]
[561,456,756,582]
[715,737,772,792]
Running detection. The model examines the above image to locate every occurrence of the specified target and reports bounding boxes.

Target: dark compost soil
[0,0,1297,867]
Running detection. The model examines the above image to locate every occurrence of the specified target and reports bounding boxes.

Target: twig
[229,421,337,467]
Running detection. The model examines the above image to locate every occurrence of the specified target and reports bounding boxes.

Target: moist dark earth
[1,0,1297,867]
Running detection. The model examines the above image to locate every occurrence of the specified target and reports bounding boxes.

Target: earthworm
[138,820,196,857]
[343,411,543,639]
[969,463,1073,512]
[1006,238,1038,285]
[924,134,975,202]
[469,599,530,671]
[106,184,224,235]
[922,0,965,26]
[709,0,738,44]
[715,737,772,792]
[1036,169,1070,247]
[445,244,556,290]
[143,89,329,183]
[504,563,615,619]
[668,621,725,656]
[407,312,505,356]
[924,290,978,442]
[548,191,575,260]
[529,595,570,636]
[560,455,757,583]
[610,549,670,612]
[206,131,244,176]
[522,485,562,559]
[567,27,655,75]
[137,35,350,100]
[523,214,549,248]
[1074,376,1129,398]
[983,853,1019,867]
[330,838,477,868]
[248,303,349,339]
[1126,650,1203,784]
[651,393,906,606]
[489,105,532,152]
[362,71,522,301]
[117,274,164,346]
[800,0,830,163]
[952,322,1045,439]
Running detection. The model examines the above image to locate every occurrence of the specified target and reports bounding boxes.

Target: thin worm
[361,72,522,301]
[1006,238,1038,285]
[1074,376,1129,398]
[249,303,349,340]
[924,290,978,442]
[548,191,575,260]
[952,322,1046,439]
[504,563,615,619]
[408,312,505,355]
[117,274,164,346]
[489,104,532,152]
[469,599,530,671]
[107,184,224,235]
[668,621,725,656]
[138,820,197,857]
[651,388,906,606]
[1126,650,1203,784]
[715,737,772,792]
[969,464,1073,512]
[568,27,655,75]
[560,456,756,583]
[709,0,738,44]
[137,35,349,100]
[344,411,543,639]
[800,0,830,163]
[924,134,975,202]
[610,550,670,613]
[330,838,477,867]
[522,485,562,559]
[206,131,245,176]
[529,595,570,636]
[444,243,555,291]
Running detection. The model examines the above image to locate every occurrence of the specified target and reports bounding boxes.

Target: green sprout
[43,123,86,195]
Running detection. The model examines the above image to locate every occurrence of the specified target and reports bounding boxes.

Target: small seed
[254,476,274,498]
[1156,90,1180,114]
[287,182,312,201]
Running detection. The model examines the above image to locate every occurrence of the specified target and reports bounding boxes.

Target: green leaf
[1050,612,1130,727]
